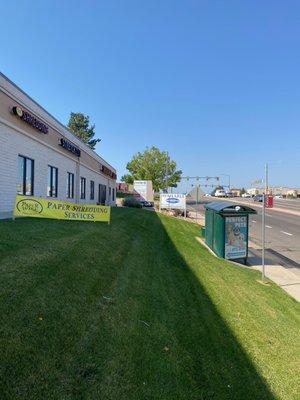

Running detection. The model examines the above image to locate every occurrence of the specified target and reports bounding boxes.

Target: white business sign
[134,180,147,200]
[160,193,186,210]
[133,180,154,202]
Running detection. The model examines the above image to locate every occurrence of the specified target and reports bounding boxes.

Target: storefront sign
[225,216,247,259]
[13,195,110,223]
[59,138,81,157]
[160,193,186,210]
[12,106,48,134]
[100,164,117,179]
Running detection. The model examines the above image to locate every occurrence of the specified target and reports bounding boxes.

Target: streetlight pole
[261,163,268,283]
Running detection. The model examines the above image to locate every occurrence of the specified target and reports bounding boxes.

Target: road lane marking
[266,225,272,228]
[280,231,293,236]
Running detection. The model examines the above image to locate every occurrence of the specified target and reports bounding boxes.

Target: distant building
[230,188,242,197]
[247,186,300,197]
[247,188,261,195]
[116,182,133,192]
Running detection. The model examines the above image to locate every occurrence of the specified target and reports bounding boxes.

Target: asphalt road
[248,206,300,265]
[273,198,300,211]
[187,197,300,266]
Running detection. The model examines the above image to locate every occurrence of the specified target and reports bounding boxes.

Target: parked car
[242,193,251,198]
[225,191,234,198]
[214,189,226,197]
[253,194,263,202]
[204,193,211,197]
[140,200,154,207]
[274,194,283,199]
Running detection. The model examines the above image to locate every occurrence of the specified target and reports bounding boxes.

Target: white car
[242,193,251,198]
[215,190,226,197]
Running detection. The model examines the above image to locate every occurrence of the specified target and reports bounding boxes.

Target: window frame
[47,165,58,198]
[67,172,74,199]
[17,154,34,196]
[90,180,95,200]
[98,183,106,205]
[80,177,86,199]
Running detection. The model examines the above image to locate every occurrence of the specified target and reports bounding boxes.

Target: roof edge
[0,71,116,172]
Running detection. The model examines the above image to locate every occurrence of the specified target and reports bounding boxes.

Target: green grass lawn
[0,208,299,400]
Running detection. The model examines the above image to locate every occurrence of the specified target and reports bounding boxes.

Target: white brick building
[0,73,116,219]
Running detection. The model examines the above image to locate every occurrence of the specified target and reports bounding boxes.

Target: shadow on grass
[0,208,278,400]
[116,209,277,400]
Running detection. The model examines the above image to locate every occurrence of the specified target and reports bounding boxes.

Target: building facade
[230,188,242,197]
[247,187,300,197]
[0,73,116,219]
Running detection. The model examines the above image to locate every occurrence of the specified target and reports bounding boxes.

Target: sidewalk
[247,248,300,302]
[196,237,300,302]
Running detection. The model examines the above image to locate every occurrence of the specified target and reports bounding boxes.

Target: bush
[172,209,189,217]
[122,197,142,208]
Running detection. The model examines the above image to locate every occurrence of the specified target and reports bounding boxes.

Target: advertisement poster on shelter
[225,216,247,259]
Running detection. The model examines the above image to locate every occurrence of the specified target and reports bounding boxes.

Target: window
[90,180,95,200]
[17,155,34,195]
[67,172,74,199]
[98,184,106,205]
[112,188,115,201]
[109,187,111,200]
[47,165,58,197]
[80,177,86,199]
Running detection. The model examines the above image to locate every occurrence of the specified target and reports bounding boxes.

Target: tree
[124,146,182,191]
[67,112,100,150]
[240,187,246,195]
[121,174,134,184]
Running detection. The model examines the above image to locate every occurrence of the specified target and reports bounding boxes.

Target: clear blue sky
[1,0,300,188]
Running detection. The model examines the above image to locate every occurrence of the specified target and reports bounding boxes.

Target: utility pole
[196,185,199,223]
[261,163,268,283]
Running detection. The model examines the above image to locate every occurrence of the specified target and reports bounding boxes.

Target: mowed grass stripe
[0,208,299,399]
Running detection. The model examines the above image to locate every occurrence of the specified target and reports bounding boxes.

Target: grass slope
[0,208,299,400]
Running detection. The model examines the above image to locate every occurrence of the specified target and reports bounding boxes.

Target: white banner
[160,193,186,210]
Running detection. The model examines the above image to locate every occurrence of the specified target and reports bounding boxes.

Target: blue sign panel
[166,197,180,204]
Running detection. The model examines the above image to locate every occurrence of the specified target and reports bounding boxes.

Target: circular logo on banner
[166,197,180,204]
[17,199,43,214]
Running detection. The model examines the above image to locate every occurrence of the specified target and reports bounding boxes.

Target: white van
[214,189,226,198]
